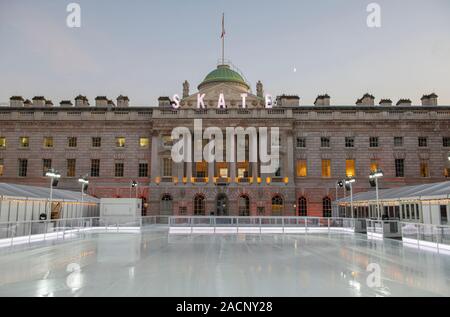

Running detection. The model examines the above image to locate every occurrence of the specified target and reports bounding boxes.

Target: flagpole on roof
[221,13,225,65]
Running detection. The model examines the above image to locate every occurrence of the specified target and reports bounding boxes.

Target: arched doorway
[216,194,229,216]
[194,194,206,215]
[238,195,250,216]
[272,195,284,216]
[161,194,173,215]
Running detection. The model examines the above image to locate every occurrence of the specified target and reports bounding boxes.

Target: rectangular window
[92,137,101,148]
[44,137,53,148]
[370,160,379,173]
[67,159,76,177]
[42,159,52,176]
[115,162,124,177]
[0,159,4,176]
[346,159,356,177]
[91,159,100,177]
[139,162,148,177]
[296,160,307,177]
[296,137,306,148]
[140,137,149,148]
[420,160,429,177]
[18,159,28,177]
[0,137,5,148]
[345,137,354,148]
[443,137,450,147]
[369,137,379,148]
[321,137,330,148]
[162,135,173,147]
[445,168,450,178]
[116,137,126,148]
[418,137,428,147]
[195,161,207,178]
[322,159,331,178]
[20,137,29,148]
[395,159,405,177]
[163,158,173,177]
[68,137,77,148]
[441,205,448,225]
[394,137,403,147]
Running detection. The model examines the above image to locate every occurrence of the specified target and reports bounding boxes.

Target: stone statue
[183,80,190,98]
[256,81,263,98]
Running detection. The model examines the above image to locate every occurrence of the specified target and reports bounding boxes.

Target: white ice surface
[0,229,449,297]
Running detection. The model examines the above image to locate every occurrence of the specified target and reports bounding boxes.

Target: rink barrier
[400,222,450,254]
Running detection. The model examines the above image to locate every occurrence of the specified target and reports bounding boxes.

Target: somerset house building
[1,63,450,217]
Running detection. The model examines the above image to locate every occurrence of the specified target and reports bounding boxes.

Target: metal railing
[401,222,450,252]
[366,219,402,239]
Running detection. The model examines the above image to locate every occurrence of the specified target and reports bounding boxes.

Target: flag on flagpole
[221,13,225,38]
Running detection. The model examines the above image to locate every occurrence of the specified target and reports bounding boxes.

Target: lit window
[420,160,429,177]
[68,137,77,148]
[0,159,4,176]
[0,137,6,148]
[445,168,450,178]
[346,159,356,177]
[20,137,29,148]
[162,135,173,147]
[140,137,149,148]
[116,137,126,148]
[163,158,173,177]
[194,195,205,215]
[370,160,379,173]
[67,159,76,177]
[237,162,249,178]
[322,159,331,178]
[44,137,53,148]
[296,160,307,177]
[272,195,284,216]
[195,161,207,178]
[219,168,228,178]
[42,159,52,176]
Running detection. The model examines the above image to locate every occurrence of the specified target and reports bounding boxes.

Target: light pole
[336,180,344,217]
[370,169,384,220]
[45,169,61,217]
[345,178,356,218]
[78,175,89,215]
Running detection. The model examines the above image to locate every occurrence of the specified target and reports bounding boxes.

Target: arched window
[194,195,205,216]
[272,195,284,216]
[323,197,332,218]
[298,197,307,216]
[238,195,250,216]
[161,194,173,215]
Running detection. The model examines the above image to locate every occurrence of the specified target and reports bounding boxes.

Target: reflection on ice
[0,230,449,297]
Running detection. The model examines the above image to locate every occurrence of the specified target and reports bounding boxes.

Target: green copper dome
[198,64,250,90]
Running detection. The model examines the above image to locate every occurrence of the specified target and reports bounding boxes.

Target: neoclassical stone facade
[1,65,450,217]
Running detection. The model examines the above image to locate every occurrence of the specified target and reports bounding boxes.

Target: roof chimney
[75,95,89,107]
[60,100,73,107]
[10,96,24,107]
[396,99,412,106]
[117,95,130,107]
[276,95,300,107]
[314,94,330,106]
[95,96,108,107]
[379,99,392,106]
[32,96,46,107]
[158,96,172,108]
[421,93,438,106]
[356,93,375,106]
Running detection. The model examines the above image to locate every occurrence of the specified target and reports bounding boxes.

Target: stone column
[208,161,215,184]
[252,132,259,183]
[230,134,236,184]
[150,131,160,182]
[286,131,295,184]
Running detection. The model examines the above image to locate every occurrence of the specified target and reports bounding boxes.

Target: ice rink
[0,229,449,297]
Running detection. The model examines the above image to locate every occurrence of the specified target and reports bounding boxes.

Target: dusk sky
[0,0,449,106]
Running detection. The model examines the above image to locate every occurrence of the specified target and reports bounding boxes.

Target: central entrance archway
[216,194,229,216]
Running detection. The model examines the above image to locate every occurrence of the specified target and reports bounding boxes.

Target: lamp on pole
[336,180,344,217]
[78,175,89,214]
[45,169,61,217]
[131,180,138,198]
[345,178,356,218]
[369,169,384,220]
